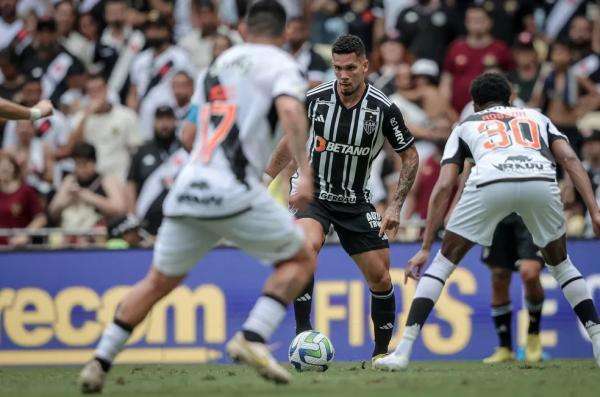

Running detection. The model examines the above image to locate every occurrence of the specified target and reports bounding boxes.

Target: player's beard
[339,82,360,97]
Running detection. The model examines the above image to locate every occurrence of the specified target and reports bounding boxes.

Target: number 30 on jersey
[478,118,541,150]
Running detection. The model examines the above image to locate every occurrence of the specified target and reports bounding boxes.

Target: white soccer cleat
[226,332,292,384]
[592,334,600,368]
[373,352,410,371]
[78,360,106,394]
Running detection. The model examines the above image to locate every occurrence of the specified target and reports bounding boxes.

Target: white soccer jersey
[442,106,567,187]
[163,43,307,218]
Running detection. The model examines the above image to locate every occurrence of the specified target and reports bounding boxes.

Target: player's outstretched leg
[483,268,514,363]
[520,260,544,362]
[542,235,600,367]
[375,250,457,371]
[226,246,315,384]
[293,275,315,334]
[79,268,184,393]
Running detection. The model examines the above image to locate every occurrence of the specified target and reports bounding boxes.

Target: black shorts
[481,213,543,271]
[294,199,389,256]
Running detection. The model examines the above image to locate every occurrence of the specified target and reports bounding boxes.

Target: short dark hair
[470,73,511,107]
[332,34,366,57]
[72,143,97,162]
[466,4,491,18]
[193,0,215,12]
[246,0,287,37]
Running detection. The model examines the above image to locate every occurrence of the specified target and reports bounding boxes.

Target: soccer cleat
[226,332,291,384]
[373,352,409,371]
[78,360,106,394]
[482,347,514,364]
[525,334,543,362]
[592,333,600,368]
[371,353,388,369]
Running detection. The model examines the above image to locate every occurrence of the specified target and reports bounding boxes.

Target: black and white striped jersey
[300,80,414,204]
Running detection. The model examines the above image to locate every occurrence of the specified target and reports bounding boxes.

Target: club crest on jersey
[363,117,377,135]
[314,136,371,156]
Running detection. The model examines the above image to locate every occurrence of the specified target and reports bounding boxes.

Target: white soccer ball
[288,330,335,372]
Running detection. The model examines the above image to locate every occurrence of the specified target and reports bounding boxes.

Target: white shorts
[446,180,565,248]
[153,189,304,276]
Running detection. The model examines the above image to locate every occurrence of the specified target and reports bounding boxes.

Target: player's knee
[368,269,392,291]
[491,269,511,288]
[520,266,540,284]
[145,270,180,297]
[293,244,318,275]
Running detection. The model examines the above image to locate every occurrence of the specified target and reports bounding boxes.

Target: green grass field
[1,360,598,397]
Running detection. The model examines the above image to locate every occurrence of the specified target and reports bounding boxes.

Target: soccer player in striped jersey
[267,34,419,365]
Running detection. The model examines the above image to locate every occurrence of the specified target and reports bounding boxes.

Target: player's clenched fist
[33,99,54,118]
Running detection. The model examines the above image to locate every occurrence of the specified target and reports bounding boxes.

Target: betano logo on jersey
[314,136,371,156]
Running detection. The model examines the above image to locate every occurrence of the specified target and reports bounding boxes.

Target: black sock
[294,275,314,335]
[94,357,112,372]
[406,297,435,328]
[370,287,396,356]
[526,297,544,335]
[491,302,512,350]
[242,330,265,343]
[573,299,600,329]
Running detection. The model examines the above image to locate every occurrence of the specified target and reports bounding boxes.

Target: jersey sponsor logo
[176,193,223,206]
[390,117,407,146]
[493,156,546,172]
[313,136,371,156]
[318,191,357,203]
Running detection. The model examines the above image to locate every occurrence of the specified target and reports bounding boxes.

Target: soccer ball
[288,330,335,372]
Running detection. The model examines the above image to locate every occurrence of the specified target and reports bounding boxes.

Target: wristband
[29,108,42,121]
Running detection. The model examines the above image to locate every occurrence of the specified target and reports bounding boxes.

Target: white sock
[95,322,132,363]
[547,256,600,338]
[242,295,287,342]
[394,324,420,357]
[414,250,457,301]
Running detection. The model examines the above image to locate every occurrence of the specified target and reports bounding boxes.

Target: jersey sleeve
[382,103,414,152]
[441,126,472,173]
[545,116,569,144]
[272,61,307,102]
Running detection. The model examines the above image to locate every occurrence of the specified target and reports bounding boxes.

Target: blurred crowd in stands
[1,0,600,249]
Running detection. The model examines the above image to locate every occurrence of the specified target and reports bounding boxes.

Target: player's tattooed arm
[265,135,294,179]
[379,145,419,239]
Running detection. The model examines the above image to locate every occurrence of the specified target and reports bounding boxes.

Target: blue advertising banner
[1,241,599,366]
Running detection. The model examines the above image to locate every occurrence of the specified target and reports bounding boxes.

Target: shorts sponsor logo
[318,191,356,203]
[314,136,370,156]
[366,211,382,229]
[493,156,546,172]
[177,194,223,206]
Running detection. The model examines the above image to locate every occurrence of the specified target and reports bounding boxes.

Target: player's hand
[405,248,430,284]
[289,167,313,210]
[591,209,600,237]
[379,206,401,239]
[34,100,54,118]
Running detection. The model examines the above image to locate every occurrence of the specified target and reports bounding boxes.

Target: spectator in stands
[309,0,347,45]
[407,59,457,122]
[127,11,192,120]
[77,12,102,70]
[508,32,540,103]
[5,120,54,196]
[395,0,460,66]
[0,0,23,51]
[55,0,91,69]
[139,70,194,140]
[286,17,329,89]
[530,39,599,155]
[127,106,187,235]
[483,0,535,46]
[389,63,431,139]
[67,73,141,182]
[441,5,513,113]
[343,0,383,55]
[19,17,86,107]
[0,150,46,247]
[581,129,600,237]
[95,0,146,103]
[0,49,25,101]
[49,143,126,231]
[568,15,593,64]
[178,0,239,72]
[369,34,410,96]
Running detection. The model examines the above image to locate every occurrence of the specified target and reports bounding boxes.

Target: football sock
[394,251,457,356]
[526,297,544,335]
[94,318,133,372]
[370,287,396,357]
[547,257,600,337]
[242,294,287,344]
[491,302,512,349]
[294,275,315,334]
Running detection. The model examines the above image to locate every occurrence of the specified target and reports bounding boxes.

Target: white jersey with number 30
[164,43,307,218]
[442,106,567,187]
